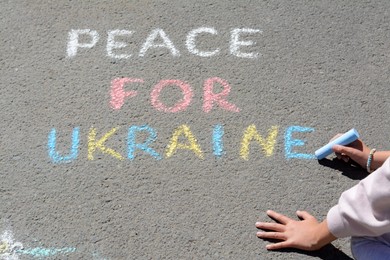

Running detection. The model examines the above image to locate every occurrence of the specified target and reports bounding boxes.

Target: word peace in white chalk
[67,27,262,59]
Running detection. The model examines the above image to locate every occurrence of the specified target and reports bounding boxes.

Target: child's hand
[256,210,336,251]
[330,134,370,169]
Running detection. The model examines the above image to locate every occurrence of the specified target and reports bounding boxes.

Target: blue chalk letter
[128,125,161,160]
[48,127,79,163]
[284,126,315,159]
[212,124,225,157]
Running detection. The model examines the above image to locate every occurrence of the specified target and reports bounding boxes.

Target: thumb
[296,210,315,221]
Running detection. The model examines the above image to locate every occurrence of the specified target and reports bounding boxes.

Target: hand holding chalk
[315,129,360,160]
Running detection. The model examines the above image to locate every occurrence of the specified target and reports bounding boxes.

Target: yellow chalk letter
[88,127,124,160]
[240,125,278,160]
[165,125,204,159]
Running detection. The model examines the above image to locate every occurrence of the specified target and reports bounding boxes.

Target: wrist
[315,220,337,249]
[366,148,377,173]
[370,151,390,170]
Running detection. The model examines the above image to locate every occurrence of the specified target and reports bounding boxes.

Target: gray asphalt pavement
[1,1,390,259]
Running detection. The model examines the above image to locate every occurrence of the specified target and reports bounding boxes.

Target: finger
[332,145,344,154]
[334,151,350,162]
[332,145,359,158]
[341,155,350,162]
[266,241,291,250]
[335,152,342,160]
[266,210,292,224]
[255,222,285,232]
[296,210,315,221]
[256,231,286,241]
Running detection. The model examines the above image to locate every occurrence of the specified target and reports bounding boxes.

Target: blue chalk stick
[315,128,359,160]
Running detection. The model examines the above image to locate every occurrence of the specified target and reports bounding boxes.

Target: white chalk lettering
[186,27,220,57]
[139,28,180,57]
[66,28,262,58]
[230,28,262,58]
[107,30,134,59]
[67,29,99,58]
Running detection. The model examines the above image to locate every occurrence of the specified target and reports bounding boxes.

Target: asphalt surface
[1,1,390,259]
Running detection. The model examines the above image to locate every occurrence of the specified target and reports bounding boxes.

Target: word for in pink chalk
[66,27,262,58]
[110,77,239,112]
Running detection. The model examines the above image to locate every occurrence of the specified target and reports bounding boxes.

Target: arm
[256,158,390,250]
[327,158,390,237]
[331,137,390,172]
[256,210,336,251]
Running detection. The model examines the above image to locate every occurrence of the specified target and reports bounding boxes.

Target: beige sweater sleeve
[327,157,390,238]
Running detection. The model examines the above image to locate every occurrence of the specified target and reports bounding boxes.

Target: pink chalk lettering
[110,78,143,110]
[151,79,193,113]
[203,77,240,113]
